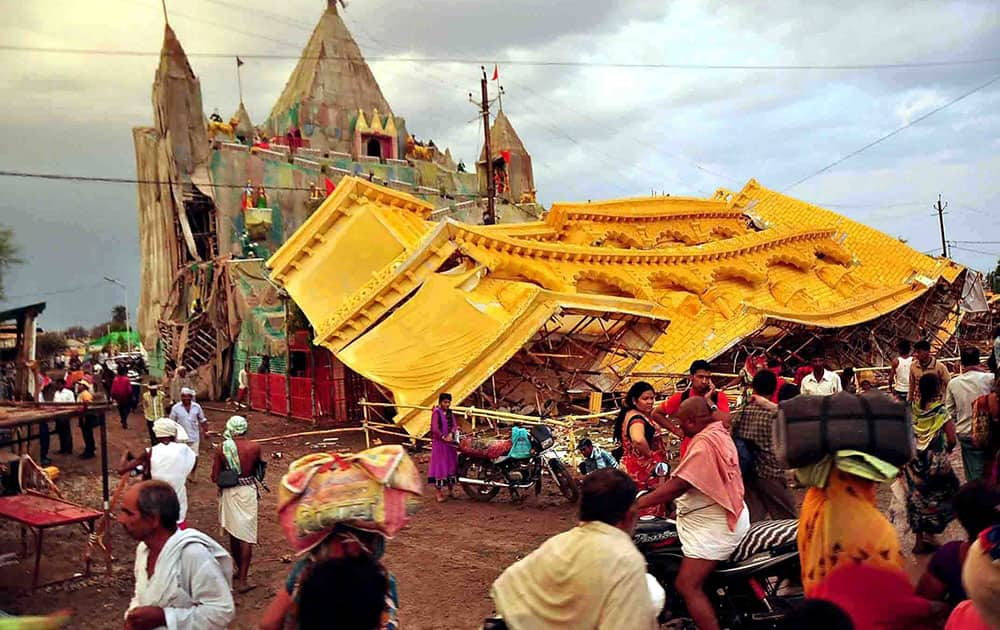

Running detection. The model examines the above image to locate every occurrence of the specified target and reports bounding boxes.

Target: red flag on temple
[491,64,499,81]
[500,150,511,163]
[324,178,336,196]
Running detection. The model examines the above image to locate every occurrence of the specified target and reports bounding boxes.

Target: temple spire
[264,0,391,152]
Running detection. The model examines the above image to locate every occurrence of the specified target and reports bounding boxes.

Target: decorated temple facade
[478,111,535,204]
[132,2,540,409]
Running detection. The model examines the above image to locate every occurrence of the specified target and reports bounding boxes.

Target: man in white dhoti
[118,419,196,528]
[212,415,262,589]
[118,480,234,630]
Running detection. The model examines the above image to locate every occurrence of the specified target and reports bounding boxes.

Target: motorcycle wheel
[459,458,501,502]
[550,459,579,503]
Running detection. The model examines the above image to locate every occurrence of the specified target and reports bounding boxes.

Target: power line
[948,245,1000,258]
[816,200,925,209]
[1,281,108,301]
[3,44,999,71]
[201,0,316,30]
[951,240,1000,244]
[951,203,993,218]
[0,169,314,191]
[0,169,493,200]
[784,73,1000,191]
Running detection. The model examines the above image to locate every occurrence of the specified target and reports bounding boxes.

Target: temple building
[478,111,536,204]
[134,2,983,431]
[132,1,539,412]
[268,176,977,435]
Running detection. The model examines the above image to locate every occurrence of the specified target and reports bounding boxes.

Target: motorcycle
[634,465,803,629]
[457,424,579,503]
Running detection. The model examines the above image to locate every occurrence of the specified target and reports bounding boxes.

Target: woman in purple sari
[429,393,459,502]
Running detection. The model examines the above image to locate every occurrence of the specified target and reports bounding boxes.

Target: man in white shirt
[118,480,234,630]
[169,388,207,480]
[491,468,658,630]
[891,339,914,401]
[51,378,76,460]
[946,346,995,481]
[235,363,248,409]
[800,351,843,396]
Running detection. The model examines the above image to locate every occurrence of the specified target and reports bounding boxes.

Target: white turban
[180,387,196,396]
[152,418,190,442]
[152,418,177,438]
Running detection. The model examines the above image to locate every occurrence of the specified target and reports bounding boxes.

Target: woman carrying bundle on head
[260,445,422,630]
[797,450,942,629]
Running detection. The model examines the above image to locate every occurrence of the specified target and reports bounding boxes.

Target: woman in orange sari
[613,381,665,513]
[798,452,942,629]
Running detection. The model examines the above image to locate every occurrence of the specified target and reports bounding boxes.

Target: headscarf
[277,445,423,554]
[180,386,196,397]
[911,400,949,451]
[962,524,1000,628]
[222,415,248,471]
[795,450,899,488]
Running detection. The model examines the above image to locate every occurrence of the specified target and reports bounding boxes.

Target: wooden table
[0,492,103,590]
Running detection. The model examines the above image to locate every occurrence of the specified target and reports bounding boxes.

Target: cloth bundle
[776,392,914,468]
[277,445,423,554]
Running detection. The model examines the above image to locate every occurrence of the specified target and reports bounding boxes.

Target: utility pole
[479,66,496,225]
[935,194,949,258]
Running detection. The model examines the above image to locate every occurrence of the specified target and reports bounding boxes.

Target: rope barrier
[358,400,578,428]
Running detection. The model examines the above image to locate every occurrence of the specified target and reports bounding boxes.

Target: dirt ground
[0,407,963,629]
[0,407,575,629]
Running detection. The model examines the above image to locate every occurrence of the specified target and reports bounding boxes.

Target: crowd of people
[16,337,1000,629]
[490,341,1000,630]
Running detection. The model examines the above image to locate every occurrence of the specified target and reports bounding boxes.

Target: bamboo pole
[253,426,365,444]
[362,398,371,449]
[357,400,574,428]
[365,424,432,443]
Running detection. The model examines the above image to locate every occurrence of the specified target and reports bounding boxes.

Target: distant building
[0,302,45,400]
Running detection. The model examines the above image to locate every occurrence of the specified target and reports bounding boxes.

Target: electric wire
[784,73,1000,191]
[4,44,999,71]
[1,281,109,301]
[0,169,487,200]
[948,245,1000,257]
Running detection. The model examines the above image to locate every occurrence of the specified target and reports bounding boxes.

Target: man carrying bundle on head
[211,415,262,589]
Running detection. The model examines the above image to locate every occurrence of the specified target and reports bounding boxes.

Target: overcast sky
[1,0,998,331]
